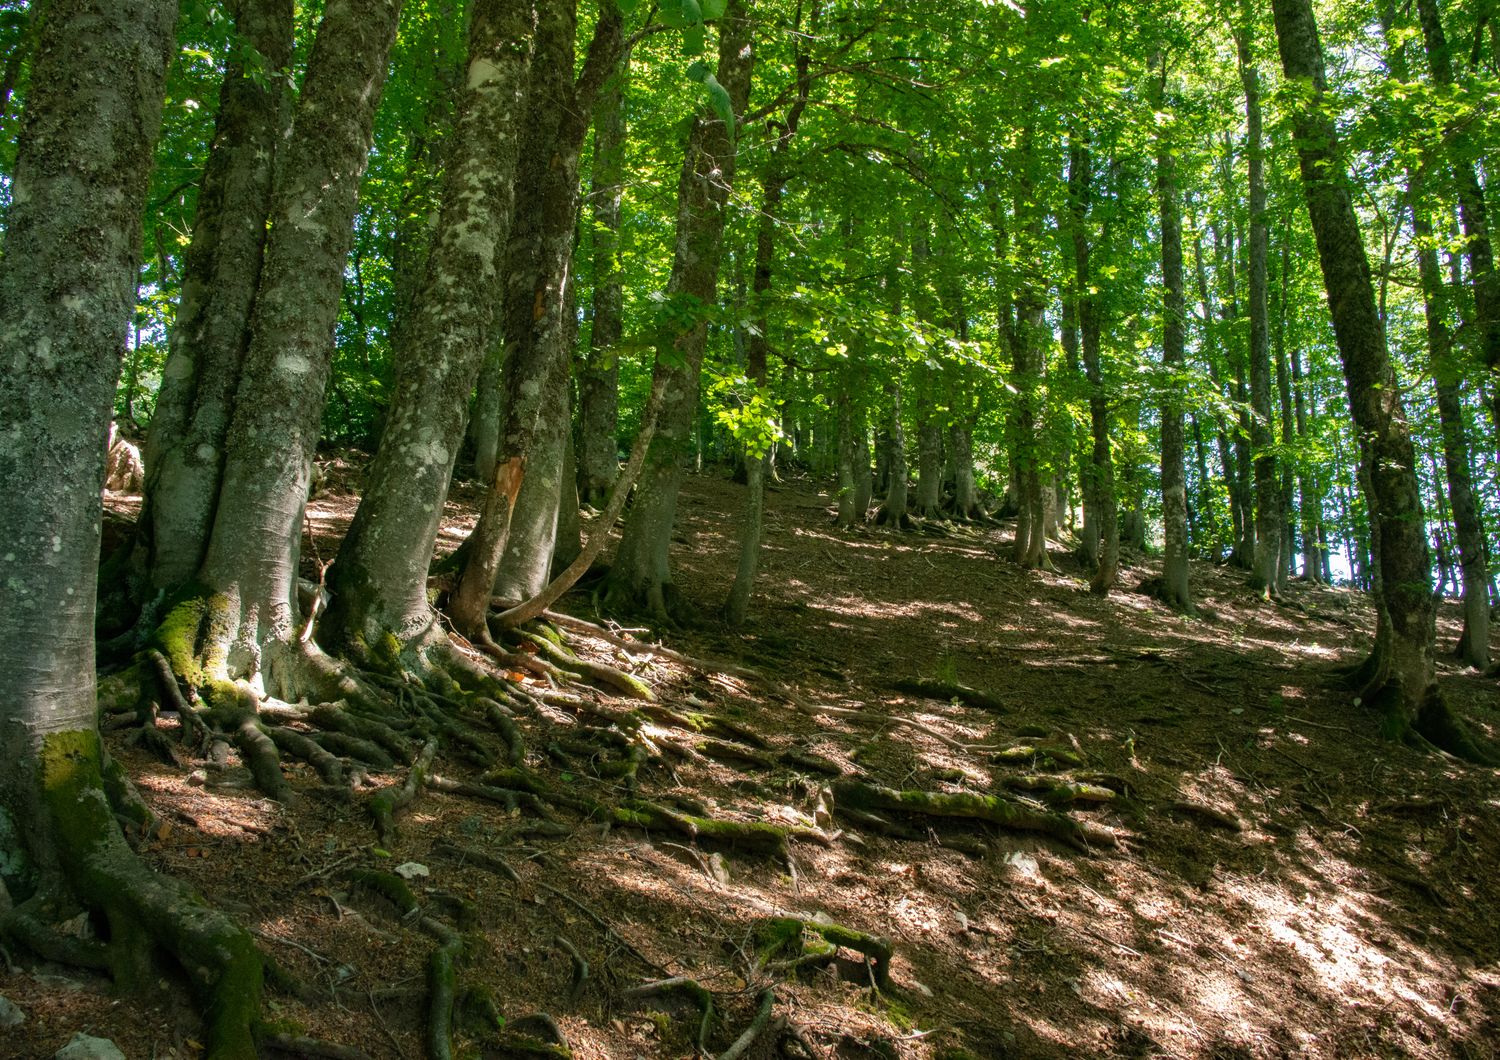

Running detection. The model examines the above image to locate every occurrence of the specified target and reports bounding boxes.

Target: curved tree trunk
[187,0,402,699]
[0,4,264,1056]
[323,0,535,655]
[141,0,293,596]
[599,0,755,618]
[1272,0,1470,752]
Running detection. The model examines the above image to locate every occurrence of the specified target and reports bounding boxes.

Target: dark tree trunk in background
[185,0,402,699]
[323,0,535,656]
[452,1,627,629]
[599,0,754,618]
[875,382,910,526]
[1273,0,1479,756]
[1239,22,1281,598]
[1155,58,1193,613]
[141,0,293,595]
[0,4,264,1055]
[578,48,630,507]
[1415,0,1500,440]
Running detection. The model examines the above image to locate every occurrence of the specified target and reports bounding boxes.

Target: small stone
[54,1032,126,1060]
[0,994,26,1027]
[394,861,429,880]
[187,769,208,786]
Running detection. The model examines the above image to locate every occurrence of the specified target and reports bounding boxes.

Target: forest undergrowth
[3,466,1498,1060]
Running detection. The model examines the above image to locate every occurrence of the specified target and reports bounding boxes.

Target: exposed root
[612,800,828,858]
[554,934,588,1002]
[369,739,437,847]
[893,677,1007,712]
[756,915,893,987]
[718,988,776,1060]
[513,627,655,701]
[833,779,1116,853]
[258,1030,374,1060]
[1168,800,1244,831]
[623,976,715,1051]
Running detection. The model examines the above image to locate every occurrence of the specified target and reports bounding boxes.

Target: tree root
[258,1030,374,1060]
[623,976,715,1051]
[513,628,655,701]
[756,916,892,987]
[369,739,437,847]
[554,934,588,1002]
[612,800,827,858]
[1001,776,1116,805]
[892,677,1007,712]
[832,780,1114,853]
[426,918,465,1060]
[432,839,521,882]
[718,988,776,1060]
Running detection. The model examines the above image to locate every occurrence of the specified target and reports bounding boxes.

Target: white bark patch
[467,57,504,90]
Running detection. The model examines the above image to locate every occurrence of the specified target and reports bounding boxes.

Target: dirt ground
[4,466,1499,1059]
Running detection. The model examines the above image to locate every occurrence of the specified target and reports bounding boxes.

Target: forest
[0,0,1498,1056]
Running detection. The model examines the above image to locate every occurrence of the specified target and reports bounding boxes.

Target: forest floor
[5,465,1500,1060]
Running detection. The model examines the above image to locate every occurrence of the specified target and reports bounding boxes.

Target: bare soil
[5,466,1499,1060]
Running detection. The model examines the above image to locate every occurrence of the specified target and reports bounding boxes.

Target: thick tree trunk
[1155,60,1192,612]
[191,0,402,694]
[597,0,754,618]
[323,0,534,654]
[1272,0,1466,751]
[874,383,910,526]
[141,0,293,594]
[0,4,264,1056]
[451,2,626,629]
[577,50,629,507]
[1239,25,1280,598]
[1415,0,1500,440]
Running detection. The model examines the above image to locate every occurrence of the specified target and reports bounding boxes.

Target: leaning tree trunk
[599,0,755,619]
[577,51,630,508]
[140,0,293,596]
[0,4,264,1056]
[1415,0,1500,440]
[322,0,534,657]
[450,1,626,629]
[1155,58,1193,613]
[173,0,402,706]
[1239,22,1281,599]
[1272,0,1481,756]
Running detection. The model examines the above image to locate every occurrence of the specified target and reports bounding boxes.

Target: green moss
[349,869,420,916]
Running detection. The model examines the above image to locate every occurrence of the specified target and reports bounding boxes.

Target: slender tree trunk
[141,0,293,594]
[0,4,265,1055]
[452,1,627,630]
[875,382,910,526]
[1416,0,1500,439]
[578,50,630,507]
[188,0,402,697]
[1155,58,1192,612]
[1288,299,1324,582]
[853,413,874,517]
[1272,0,1473,753]
[1239,23,1280,598]
[1273,244,1297,592]
[323,0,534,654]
[599,0,754,618]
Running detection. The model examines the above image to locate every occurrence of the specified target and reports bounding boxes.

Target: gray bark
[323,0,535,651]
[197,0,402,682]
[142,0,293,593]
[1155,58,1192,612]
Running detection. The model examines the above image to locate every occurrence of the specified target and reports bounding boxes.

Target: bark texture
[1155,61,1192,613]
[141,0,293,593]
[324,0,536,653]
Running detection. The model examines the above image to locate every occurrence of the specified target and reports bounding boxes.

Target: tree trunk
[1239,22,1280,598]
[451,1,627,630]
[1272,0,1473,753]
[577,49,629,507]
[1155,58,1192,612]
[1415,0,1500,440]
[853,412,874,517]
[323,0,535,654]
[598,0,754,618]
[190,0,402,697]
[0,4,265,1055]
[141,0,293,594]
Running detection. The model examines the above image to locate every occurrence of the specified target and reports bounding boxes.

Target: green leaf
[686,59,711,83]
[700,0,727,17]
[683,21,706,55]
[703,72,735,140]
[613,0,640,13]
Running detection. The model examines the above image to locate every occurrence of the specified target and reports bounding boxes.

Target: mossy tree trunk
[1272,0,1470,751]
[323,0,535,658]
[140,0,293,596]
[186,0,402,699]
[599,0,755,618]
[450,1,626,630]
[0,4,264,1055]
